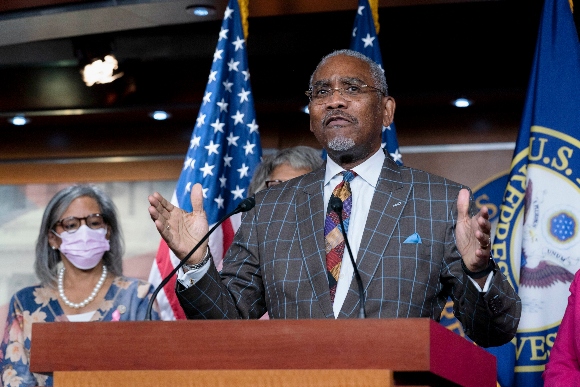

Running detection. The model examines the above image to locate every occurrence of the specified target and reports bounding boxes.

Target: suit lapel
[340,157,412,317]
[296,167,335,318]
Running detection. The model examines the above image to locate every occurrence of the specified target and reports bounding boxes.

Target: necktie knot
[341,170,357,183]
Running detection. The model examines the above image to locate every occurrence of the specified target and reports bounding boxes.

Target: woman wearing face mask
[0,185,159,387]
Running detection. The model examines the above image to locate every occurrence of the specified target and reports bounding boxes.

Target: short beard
[327,137,355,152]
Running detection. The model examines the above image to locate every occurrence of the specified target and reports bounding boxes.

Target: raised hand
[455,188,492,274]
[148,183,209,263]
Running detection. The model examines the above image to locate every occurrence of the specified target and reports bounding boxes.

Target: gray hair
[35,184,124,287]
[248,146,324,196]
[309,49,388,96]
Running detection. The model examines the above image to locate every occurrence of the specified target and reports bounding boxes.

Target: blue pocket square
[404,232,422,244]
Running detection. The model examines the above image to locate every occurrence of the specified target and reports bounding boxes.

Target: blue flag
[150,0,262,320]
[350,0,403,165]
[488,0,580,385]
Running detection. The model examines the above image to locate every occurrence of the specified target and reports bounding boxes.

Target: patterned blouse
[0,276,159,387]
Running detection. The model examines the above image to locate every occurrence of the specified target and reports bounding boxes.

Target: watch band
[461,258,495,279]
[182,247,212,272]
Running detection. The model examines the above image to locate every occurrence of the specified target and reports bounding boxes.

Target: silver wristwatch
[182,247,212,272]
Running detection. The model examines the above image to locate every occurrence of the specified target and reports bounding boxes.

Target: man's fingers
[457,188,471,220]
[190,183,205,215]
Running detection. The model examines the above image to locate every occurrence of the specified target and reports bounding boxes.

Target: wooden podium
[30,318,496,387]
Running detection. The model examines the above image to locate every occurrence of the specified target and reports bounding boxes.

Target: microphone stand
[330,196,366,318]
[145,197,255,320]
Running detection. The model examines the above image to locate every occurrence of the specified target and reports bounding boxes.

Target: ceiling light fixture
[9,115,29,126]
[453,98,472,108]
[81,55,124,87]
[186,5,216,17]
[150,111,171,121]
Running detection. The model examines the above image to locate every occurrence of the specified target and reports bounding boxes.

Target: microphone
[145,196,256,320]
[329,196,366,319]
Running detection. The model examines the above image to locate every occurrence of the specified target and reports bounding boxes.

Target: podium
[30,318,496,387]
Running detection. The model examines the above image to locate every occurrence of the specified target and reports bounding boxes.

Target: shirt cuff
[177,260,211,288]
[468,272,494,292]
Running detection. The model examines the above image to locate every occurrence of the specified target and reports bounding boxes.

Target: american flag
[149,0,262,320]
[350,0,403,165]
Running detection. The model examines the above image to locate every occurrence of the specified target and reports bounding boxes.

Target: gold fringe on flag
[369,0,380,34]
[238,0,249,38]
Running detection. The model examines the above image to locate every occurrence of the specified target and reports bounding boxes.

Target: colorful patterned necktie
[324,170,357,303]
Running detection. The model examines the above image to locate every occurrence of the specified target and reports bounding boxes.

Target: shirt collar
[324,148,385,188]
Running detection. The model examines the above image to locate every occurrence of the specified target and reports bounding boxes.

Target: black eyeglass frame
[53,213,107,233]
[305,84,386,102]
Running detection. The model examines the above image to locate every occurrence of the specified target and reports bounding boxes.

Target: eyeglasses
[265,180,286,188]
[305,83,385,104]
[54,213,106,233]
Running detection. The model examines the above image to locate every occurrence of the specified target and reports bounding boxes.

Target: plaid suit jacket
[177,156,521,347]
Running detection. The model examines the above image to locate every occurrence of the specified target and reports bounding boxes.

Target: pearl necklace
[58,265,107,309]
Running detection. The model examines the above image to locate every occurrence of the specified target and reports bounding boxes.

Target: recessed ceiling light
[186,5,216,17]
[150,111,171,121]
[453,98,472,108]
[9,115,29,126]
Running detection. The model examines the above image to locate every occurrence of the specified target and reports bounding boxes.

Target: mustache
[322,110,358,127]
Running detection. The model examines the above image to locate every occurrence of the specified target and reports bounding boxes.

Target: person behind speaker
[148,49,520,348]
[0,185,159,387]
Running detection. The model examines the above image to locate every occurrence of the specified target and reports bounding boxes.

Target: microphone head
[237,196,256,212]
[329,196,343,213]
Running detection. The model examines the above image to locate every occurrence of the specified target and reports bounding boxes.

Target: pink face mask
[53,225,110,270]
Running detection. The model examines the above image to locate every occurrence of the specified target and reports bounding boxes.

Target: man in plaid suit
[148,49,520,347]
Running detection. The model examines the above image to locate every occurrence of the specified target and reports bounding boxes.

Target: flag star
[204,140,220,155]
[238,88,251,103]
[362,33,375,48]
[200,162,215,177]
[214,195,225,209]
[217,98,229,112]
[357,5,365,15]
[237,163,249,178]
[208,71,218,83]
[232,36,245,51]
[231,185,245,200]
[247,119,259,134]
[190,135,201,148]
[227,58,240,72]
[242,70,250,81]
[202,187,209,198]
[203,91,212,105]
[218,28,229,41]
[223,80,233,92]
[390,149,403,164]
[219,175,227,188]
[213,49,223,63]
[210,118,225,133]
[231,110,245,125]
[223,154,233,167]
[383,124,392,132]
[226,132,240,146]
[224,6,233,19]
[183,157,193,170]
[381,142,387,149]
[185,182,192,192]
[243,140,256,155]
[196,113,206,127]
[352,27,357,38]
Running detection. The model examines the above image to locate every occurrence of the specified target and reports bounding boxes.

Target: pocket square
[404,232,422,244]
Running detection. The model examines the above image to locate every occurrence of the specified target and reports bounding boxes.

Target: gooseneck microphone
[145,196,256,320]
[329,196,366,319]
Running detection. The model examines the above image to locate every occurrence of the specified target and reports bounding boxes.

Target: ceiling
[0,0,576,161]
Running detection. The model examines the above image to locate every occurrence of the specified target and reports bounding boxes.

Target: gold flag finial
[369,0,380,34]
[238,0,249,38]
